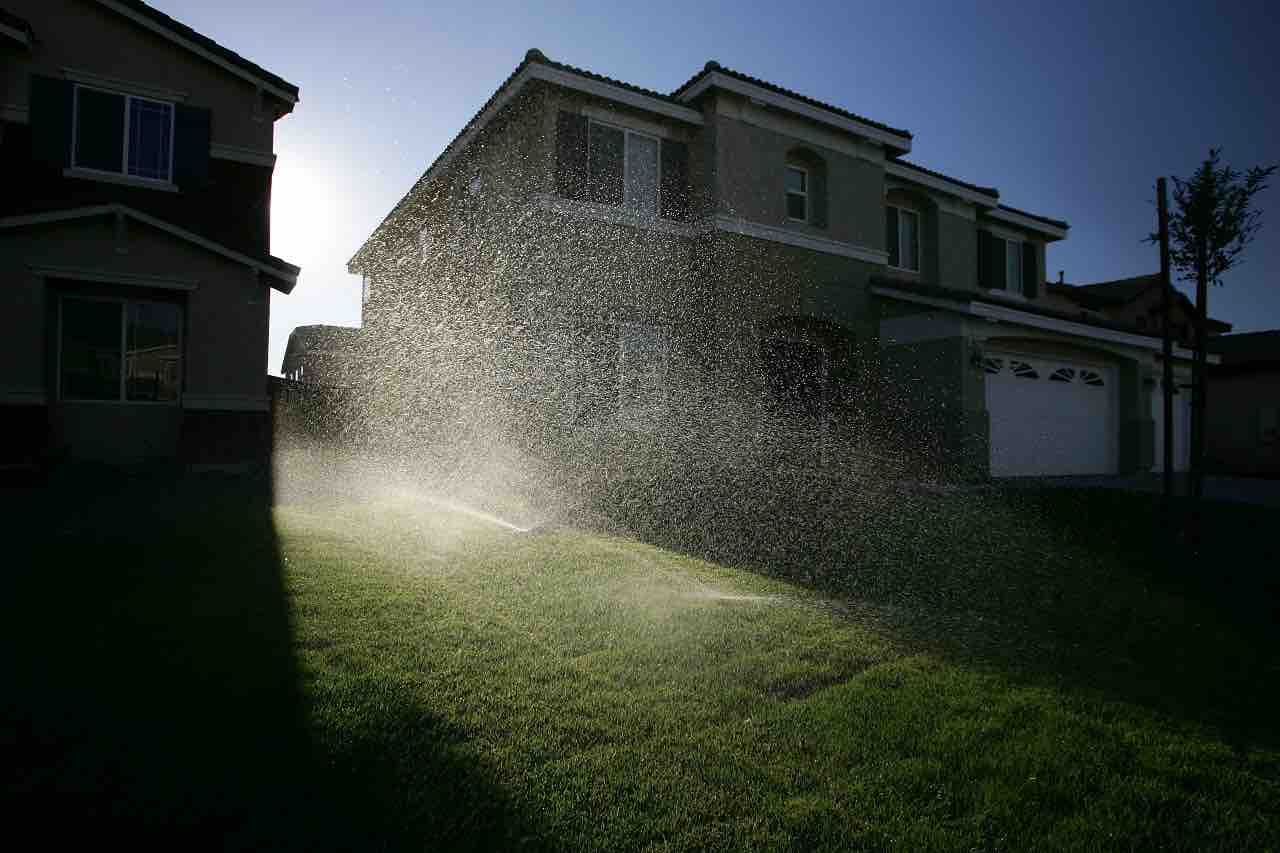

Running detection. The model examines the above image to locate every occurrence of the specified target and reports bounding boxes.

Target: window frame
[887,204,921,273]
[587,118,663,215]
[785,165,809,223]
[70,83,176,185]
[56,293,184,406]
[1003,236,1023,295]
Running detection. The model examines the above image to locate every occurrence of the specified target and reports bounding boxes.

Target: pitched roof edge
[0,203,300,293]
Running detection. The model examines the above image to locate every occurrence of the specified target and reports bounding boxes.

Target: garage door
[985,354,1118,477]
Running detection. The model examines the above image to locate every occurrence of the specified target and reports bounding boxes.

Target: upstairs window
[73,85,174,182]
[588,121,660,215]
[886,205,920,272]
[979,231,1039,298]
[1003,237,1023,293]
[785,166,808,221]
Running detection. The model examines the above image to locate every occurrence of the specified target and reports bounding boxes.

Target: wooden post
[1157,178,1174,501]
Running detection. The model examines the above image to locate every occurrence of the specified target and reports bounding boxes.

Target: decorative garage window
[59,295,182,403]
[1048,366,1105,386]
[982,357,1004,374]
[73,85,174,182]
[1010,360,1039,379]
[617,322,670,428]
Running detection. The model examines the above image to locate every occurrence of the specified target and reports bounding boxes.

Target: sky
[146,0,1279,373]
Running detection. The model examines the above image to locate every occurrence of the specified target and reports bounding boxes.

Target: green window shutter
[73,87,126,173]
[555,110,588,200]
[172,104,211,189]
[981,231,1006,290]
[29,75,74,171]
[659,138,689,221]
[587,122,623,206]
[885,206,899,267]
[1022,241,1038,298]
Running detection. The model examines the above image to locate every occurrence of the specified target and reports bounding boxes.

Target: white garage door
[985,354,1118,477]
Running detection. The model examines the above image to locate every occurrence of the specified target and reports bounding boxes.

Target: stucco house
[0,0,299,466]
[346,49,1207,479]
[1207,331,1280,476]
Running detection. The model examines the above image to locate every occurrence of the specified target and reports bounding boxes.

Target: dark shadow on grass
[585,468,1280,750]
[0,463,559,851]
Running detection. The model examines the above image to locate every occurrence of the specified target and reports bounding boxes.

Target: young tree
[1165,149,1275,510]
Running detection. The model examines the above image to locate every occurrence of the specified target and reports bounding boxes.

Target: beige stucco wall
[2,0,279,153]
[0,215,270,407]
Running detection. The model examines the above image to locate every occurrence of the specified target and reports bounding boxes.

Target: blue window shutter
[555,111,588,200]
[29,75,74,170]
[173,104,211,189]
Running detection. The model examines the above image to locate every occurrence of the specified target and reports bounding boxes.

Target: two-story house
[0,0,300,466]
[347,50,1203,479]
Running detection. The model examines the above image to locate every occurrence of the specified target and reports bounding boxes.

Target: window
[887,205,920,272]
[59,296,181,403]
[72,85,174,182]
[588,121,660,214]
[1004,237,1022,293]
[617,322,669,427]
[785,166,808,221]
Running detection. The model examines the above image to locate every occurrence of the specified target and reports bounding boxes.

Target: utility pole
[1157,178,1174,503]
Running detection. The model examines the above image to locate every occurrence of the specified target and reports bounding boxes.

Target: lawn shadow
[583,467,1280,751]
[0,462,558,851]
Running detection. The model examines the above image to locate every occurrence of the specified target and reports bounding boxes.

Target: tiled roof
[887,158,998,198]
[105,0,299,99]
[995,203,1068,230]
[1055,274,1231,331]
[672,60,912,141]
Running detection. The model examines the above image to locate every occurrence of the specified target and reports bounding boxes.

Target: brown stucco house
[0,0,300,466]
[344,49,1209,479]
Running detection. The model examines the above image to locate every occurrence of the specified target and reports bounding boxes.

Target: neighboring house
[347,49,1207,479]
[0,0,300,465]
[281,324,360,385]
[1046,273,1232,349]
[1207,331,1280,476]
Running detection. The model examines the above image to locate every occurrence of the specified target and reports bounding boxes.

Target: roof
[887,159,998,198]
[1051,274,1232,332]
[1208,330,1280,364]
[98,0,298,103]
[672,60,912,143]
[0,6,34,45]
[0,204,300,292]
[994,203,1069,231]
[284,324,360,351]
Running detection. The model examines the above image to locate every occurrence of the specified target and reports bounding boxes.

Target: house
[1207,331,1280,476]
[1045,273,1232,348]
[346,49,1207,479]
[281,324,360,385]
[0,0,300,466]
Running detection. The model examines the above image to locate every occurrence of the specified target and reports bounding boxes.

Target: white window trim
[887,204,920,273]
[71,83,176,187]
[1001,236,1023,297]
[56,293,183,406]
[588,119,663,216]
[785,165,808,223]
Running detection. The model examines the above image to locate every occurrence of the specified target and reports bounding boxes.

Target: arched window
[785,148,827,228]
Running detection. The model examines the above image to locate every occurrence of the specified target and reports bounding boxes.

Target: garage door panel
[986,354,1117,477]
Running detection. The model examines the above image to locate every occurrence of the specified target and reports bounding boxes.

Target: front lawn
[3,470,1277,850]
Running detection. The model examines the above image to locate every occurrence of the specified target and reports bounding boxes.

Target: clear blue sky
[147,0,1278,372]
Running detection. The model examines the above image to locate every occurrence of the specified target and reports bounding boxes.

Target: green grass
[2,470,1278,850]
